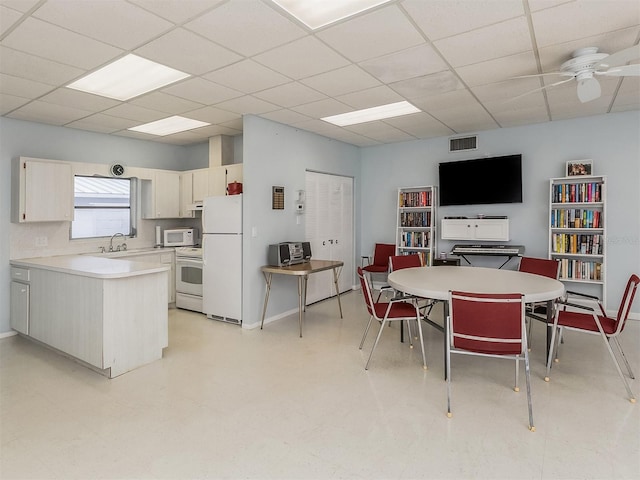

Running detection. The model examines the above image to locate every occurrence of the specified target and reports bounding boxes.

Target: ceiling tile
[359,43,448,84]
[532,0,640,48]
[317,5,424,63]
[101,103,167,123]
[612,75,640,108]
[253,36,350,80]
[66,113,139,132]
[300,65,381,97]
[0,46,84,85]
[390,71,463,100]
[1,17,122,70]
[7,100,94,125]
[161,77,243,104]
[292,118,381,146]
[336,85,404,109]
[214,95,280,115]
[185,0,306,56]
[33,0,173,50]
[181,106,240,124]
[129,92,204,115]
[291,98,353,118]
[383,112,455,138]
[1,0,39,12]
[128,0,224,24]
[260,109,312,125]
[0,5,23,36]
[471,77,545,104]
[0,93,30,114]
[254,82,327,108]
[491,104,549,127]
[134,28,242,76]
[402,0,524,41]
[0,73,54,98]
[203,60,291,94]
[434,16,533,68]
[425,98,499,133]
[527,0,574,13]
[456,51,539,87]
[39,88,120,112]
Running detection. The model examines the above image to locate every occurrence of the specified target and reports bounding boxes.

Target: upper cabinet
[12,157,74,223]
[209,164,243,196]
[142,170,180,219]
[441,218,510,241]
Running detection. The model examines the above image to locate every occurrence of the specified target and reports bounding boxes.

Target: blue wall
[359,111,640,312]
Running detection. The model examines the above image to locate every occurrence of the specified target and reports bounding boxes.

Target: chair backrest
[389,254,422,272]
[449,291,525,355]
[615,274,640,331]
[357,267,375,316]
[518,256,560,280]
[371,243,396,267]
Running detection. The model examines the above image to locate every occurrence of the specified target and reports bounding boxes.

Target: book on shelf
[399,190,432,207]
[552,182,602,203]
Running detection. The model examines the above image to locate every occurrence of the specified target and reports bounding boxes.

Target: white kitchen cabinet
[12,157,73,223]
[208,164,243,196]
[142,170,180,219]
[192,169,209,202]
[10,281,29,335]
[441,218,509,241]
[179,171,195,218]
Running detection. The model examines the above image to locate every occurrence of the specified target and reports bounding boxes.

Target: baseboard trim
[0,330,18,339]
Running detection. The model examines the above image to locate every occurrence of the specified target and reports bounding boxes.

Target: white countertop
[11,254,170,279]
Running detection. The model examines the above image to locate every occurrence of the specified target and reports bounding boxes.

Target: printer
[268,242,312,266]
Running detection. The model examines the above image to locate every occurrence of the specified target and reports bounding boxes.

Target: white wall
[242,115,361,328]
[360,111,640,313]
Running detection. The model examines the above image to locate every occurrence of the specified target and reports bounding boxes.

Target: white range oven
[175,247,203,312]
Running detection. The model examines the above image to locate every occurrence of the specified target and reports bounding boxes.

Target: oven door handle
[176,258,203,266]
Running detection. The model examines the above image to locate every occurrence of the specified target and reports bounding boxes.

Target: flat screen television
[438,154,523,206]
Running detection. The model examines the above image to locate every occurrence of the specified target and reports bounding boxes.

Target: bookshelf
[396,186,437,266]
[548,175,606,305]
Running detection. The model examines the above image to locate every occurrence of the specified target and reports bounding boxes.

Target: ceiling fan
[514,44,640,103]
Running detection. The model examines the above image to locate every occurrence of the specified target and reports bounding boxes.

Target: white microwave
[164,228,197,247]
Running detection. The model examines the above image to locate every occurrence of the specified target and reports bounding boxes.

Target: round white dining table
[388,266,565,303]
[387,266,565,376]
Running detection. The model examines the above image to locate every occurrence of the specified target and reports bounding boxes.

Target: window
[71,176,136,239]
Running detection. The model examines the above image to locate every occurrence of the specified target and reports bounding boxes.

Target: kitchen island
[10,255,169,378]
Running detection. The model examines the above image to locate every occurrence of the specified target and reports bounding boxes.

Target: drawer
[10,267,30,282]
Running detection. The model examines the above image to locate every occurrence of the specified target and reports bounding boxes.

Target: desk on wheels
[260,260,344,337]
[388,266,565,374]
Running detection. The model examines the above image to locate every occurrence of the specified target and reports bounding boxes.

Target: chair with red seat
[362,243,396,295]
[447,291,534,431]
[545,274,639,402]
[357,267,427,371]
[518,256,561,346]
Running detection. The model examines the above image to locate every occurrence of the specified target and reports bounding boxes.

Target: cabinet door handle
[329,239,334,244]
[322,241,326,246]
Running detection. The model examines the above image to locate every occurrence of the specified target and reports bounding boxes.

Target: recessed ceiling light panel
[128,116,210,136]
[67,54,190,101]
[322,101,421,126]
[272,0,392,30]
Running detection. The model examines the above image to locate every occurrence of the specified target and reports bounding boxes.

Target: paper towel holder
[154,225,162,248]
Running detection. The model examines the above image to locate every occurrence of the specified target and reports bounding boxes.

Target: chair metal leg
[446,333,452,418]
[545,324,561,381]
[599,333,637,402]
[415,310,427,370]
[359,315,374,350]
[365,319,388,370]
[514,358,520,392]
[524,349,535,431]
[612,337,635,379]
[405,319,414,349]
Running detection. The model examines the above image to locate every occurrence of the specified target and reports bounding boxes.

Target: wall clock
[110,164,125,177]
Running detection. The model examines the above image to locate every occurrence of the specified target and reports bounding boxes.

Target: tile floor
[1,291,639,479]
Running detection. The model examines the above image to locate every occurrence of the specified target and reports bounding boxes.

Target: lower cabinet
[10,281,29,335]
[441,218,510,241]
[123,251,175,303]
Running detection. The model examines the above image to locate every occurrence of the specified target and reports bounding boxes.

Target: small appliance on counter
[163,227,198,247]
[268,242,311,267]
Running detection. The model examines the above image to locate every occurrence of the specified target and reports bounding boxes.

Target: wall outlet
[35,236,48,247]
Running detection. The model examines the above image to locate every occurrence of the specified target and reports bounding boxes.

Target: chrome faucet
[109,233,126,252]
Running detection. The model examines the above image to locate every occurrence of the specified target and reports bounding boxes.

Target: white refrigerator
[202,194,242,324]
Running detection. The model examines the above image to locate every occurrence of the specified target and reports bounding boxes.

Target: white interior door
[305,172,353,305]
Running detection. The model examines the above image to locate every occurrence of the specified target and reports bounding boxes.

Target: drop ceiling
[1,0,639,147]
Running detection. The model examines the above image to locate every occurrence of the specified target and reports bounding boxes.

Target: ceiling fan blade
[511,71,570,79]
[577,77,601,103]
[595,44,640,69]
[598,64,640,77]
[507,77,574,102]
